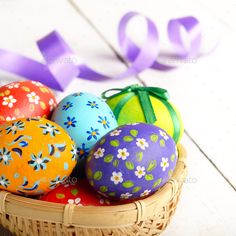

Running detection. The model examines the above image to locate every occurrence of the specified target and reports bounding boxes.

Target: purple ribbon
[0,12,201,91]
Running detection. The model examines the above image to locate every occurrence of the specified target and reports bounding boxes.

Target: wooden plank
[71,0,236,189]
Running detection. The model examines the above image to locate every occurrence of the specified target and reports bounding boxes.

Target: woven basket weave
[0,144,187,236]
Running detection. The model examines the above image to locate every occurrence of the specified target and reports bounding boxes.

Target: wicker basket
[0,144,187,236]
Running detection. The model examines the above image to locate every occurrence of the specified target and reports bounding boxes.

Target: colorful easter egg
[40,179,112,206]
[0,118,77,195]
[0,80,57,124]
[51,92,118,170]
[86,123,178,201]
[102,84,184,143]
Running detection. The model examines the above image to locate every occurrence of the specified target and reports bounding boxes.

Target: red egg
[40,179,113,206]
[0,80,56,124]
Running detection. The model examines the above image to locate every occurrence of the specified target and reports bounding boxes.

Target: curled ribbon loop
[37,31,79,90]
[117,12,159,78]
[0,31,79,91]
[0,12,201,91]
[78,12,160,81]
[167,16,201,58]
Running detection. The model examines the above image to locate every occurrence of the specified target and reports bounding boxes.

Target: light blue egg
[51,92,118,166]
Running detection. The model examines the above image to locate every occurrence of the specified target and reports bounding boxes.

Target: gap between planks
[68,0,236,193]
[185,130,236,192]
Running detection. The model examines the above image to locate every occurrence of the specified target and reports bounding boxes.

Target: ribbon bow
[0,12,201,91]
[102,84,169,124]
[102,84,181,142]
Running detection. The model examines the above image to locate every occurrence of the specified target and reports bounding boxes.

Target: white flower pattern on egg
[136,138,149,150]
[94,148,105,159]
[117,148,129,160]
[140,189,151,197]
[120,192,132,199]
[6,83,20,89]
[68,198,83,206]
[2,95,17,108]
[49,98,56,111]
[110,129,122,136]
[135,166,146,178]
[160,157,169,171]
[110,172,123,185]
[159,130,169,140]
[27,92,40,104]
[5,116,16,121]
[31,81,43,87]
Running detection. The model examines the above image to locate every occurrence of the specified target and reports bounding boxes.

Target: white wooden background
[0,0,236,235]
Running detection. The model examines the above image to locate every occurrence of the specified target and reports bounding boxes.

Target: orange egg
[0,118,77,195]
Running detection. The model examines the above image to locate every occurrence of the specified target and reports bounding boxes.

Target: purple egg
[86,123,178,201]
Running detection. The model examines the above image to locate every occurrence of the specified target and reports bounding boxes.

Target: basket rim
[0,144,187,228]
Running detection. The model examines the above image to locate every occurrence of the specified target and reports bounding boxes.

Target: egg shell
[51,92,118,167]
[86,123,178,201]
[0,118,77,195]
[40,179,112,206]
[106,91,184,143]
[0,81,57,124]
